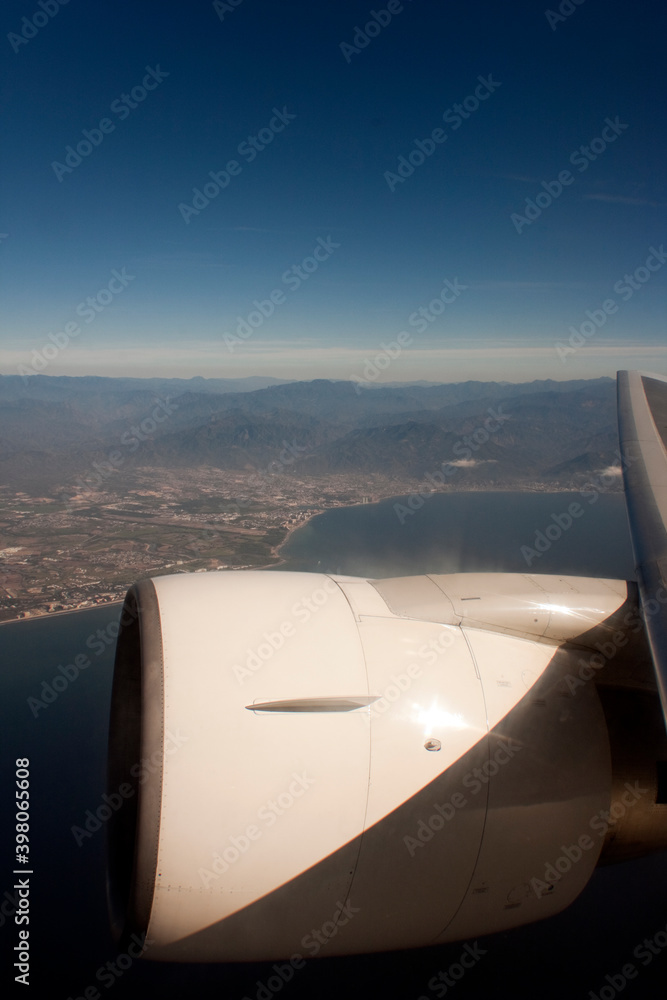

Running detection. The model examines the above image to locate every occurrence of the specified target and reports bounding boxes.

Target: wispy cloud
[482,171,542,184]
[131,252,236,269]
[471,280,588,291]
[501,172,542,183]
[208,225,353,234]
[216,226,290,234]
[583,193,667,207]
[597,464,623,477]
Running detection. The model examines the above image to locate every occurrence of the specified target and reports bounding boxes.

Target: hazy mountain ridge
[0,375,621,489]
[128,408,339,471]
[0,373,292,402]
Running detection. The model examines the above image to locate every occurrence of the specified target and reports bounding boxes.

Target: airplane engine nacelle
[107,571,628,961]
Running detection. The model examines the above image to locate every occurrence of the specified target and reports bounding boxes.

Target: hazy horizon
[1,368,630,387]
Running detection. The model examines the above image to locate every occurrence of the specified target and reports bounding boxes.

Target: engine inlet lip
[106,579,164,950]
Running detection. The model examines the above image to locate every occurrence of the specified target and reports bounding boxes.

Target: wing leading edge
[617,370,667,725]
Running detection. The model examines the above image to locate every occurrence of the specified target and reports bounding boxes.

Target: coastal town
[0,466,403,622]
[0,464,610,624]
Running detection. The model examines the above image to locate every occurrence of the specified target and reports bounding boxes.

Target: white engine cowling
[107,571,627,961]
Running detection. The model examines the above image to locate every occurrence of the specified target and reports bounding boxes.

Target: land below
[0,374,623,622]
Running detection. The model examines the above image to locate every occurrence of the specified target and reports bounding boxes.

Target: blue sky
[1,0,665,382]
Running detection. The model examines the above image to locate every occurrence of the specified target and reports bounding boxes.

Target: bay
[277,490,636,581]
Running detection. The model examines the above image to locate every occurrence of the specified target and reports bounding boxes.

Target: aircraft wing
[617,370,667,724]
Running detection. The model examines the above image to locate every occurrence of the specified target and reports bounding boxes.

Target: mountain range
[0,374,620,490]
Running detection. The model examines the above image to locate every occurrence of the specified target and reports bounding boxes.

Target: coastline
[266,510,328,568]
[0,598,124,628]
[1,484,625,625]
[267,482,625,568]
